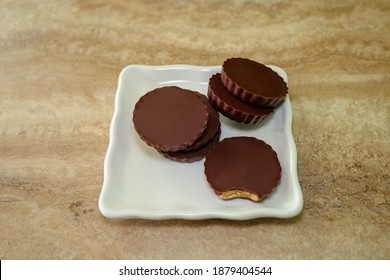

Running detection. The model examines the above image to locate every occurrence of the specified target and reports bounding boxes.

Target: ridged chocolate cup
[221,58,288,108]
[204,136,281,202]
[208,73,274,124]
[133,86,209,152]
[159,128,221,163]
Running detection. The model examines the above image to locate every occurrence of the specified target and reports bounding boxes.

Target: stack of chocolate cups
[133,86,220,163]
[208,58,288,124]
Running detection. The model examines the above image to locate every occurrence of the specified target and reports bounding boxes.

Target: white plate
[98,64,303,220]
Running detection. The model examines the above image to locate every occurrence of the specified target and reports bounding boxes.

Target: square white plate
[99,64,303,220]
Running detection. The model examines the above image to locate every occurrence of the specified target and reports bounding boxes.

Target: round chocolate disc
[204,136,281,202]
[221,58,288,108]
[133,86,209,152]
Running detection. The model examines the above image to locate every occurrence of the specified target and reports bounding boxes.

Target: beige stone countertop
[1,0,389,259]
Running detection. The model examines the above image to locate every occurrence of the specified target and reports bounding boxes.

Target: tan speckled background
[0,0,389,259]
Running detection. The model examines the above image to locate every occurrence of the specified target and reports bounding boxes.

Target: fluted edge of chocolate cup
[181,93,220,152]
[207,83,274,125]
[158,128,221,163]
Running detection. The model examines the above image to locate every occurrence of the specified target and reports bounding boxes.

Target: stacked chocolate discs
[133,86,220,163]
[208,58,288,124]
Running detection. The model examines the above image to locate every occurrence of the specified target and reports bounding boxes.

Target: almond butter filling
[219,190,260,202]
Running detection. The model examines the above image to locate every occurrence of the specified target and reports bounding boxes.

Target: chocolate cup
[133,86,209,152]
[204,136,281,202]
[208,73,274,124]
[221,58,288,108]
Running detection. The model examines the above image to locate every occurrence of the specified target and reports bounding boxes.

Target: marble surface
[0,0,389,259]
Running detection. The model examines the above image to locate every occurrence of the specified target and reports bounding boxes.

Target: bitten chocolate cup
[204,136,282,202]
[208,73,274,124]
[133,86,209,152]
[221,58,288,108]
